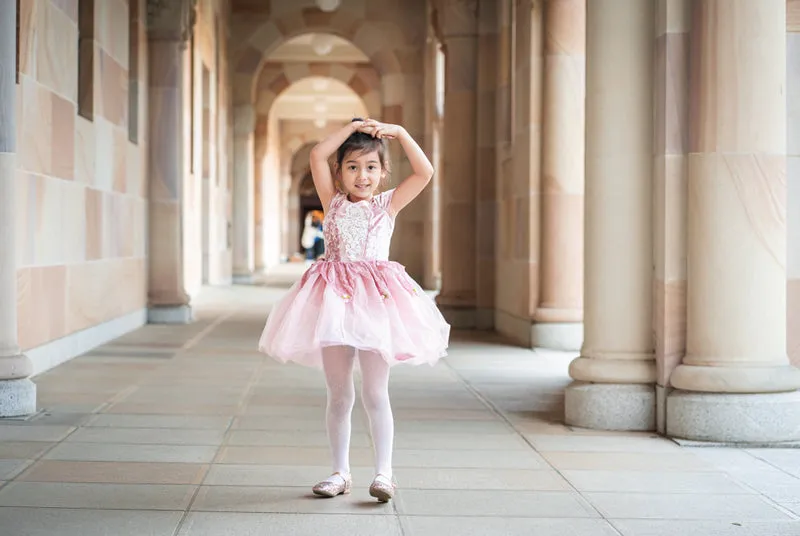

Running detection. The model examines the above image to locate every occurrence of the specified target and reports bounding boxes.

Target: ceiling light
[315,0,341,12]
[312,78,330,92]
[311,34,335,56]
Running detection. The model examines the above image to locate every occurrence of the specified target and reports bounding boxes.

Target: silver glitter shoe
[368,474,396,502]
[312,472,352,497]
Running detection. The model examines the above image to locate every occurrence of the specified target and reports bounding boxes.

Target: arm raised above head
[358,120,434,216]
[309,119,364,212]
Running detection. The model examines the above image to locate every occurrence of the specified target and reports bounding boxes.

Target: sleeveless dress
[258,189,451,368]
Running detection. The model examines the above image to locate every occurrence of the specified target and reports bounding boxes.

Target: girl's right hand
[357,119,400,139]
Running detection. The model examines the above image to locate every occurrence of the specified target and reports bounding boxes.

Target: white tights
[321,345,394,479]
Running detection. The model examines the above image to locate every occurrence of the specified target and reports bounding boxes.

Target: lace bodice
[323,190,395,262]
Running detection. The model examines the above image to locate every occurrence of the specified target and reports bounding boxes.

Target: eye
[348,165,357,171]
[369,165,377,171]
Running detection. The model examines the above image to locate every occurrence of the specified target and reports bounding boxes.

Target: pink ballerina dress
[258,189,451,368]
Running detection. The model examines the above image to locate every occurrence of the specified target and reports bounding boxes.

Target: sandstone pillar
[434,0,479,328]
[253,118,266,274]
[232,104,256,283]
[667,0,800,443]
[146,0,196,323]
[0,0,36,417]
[564,0,656,431]
[532,0,586,351]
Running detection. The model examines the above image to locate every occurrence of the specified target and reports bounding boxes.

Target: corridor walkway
[0,272,798,535]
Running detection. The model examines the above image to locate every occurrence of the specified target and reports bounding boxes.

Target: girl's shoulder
[373,188,396,211]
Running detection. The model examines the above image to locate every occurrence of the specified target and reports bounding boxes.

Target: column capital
[147,0,198,44]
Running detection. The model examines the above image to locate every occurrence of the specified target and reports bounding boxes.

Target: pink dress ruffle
[258,189,450,368]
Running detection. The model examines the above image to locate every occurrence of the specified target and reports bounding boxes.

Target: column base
[670,363,800,393]
[569,355,657,383]
[531,322,583,351]
[565,381,656,431]
[147,305,193,324]
[666,389,800,443]
[0,378,37,418]
[495,310,532,346]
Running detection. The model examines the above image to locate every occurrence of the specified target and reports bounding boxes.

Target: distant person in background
[301,211,325,263]
[311,210,325,260]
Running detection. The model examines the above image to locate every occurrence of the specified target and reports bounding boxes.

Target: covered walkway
[0,272,798,535]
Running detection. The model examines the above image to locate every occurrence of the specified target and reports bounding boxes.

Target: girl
[258,118,450,502]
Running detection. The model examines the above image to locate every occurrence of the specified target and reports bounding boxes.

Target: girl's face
[338,149,385,202]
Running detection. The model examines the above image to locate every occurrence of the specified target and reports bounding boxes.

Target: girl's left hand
[359,119,402,139]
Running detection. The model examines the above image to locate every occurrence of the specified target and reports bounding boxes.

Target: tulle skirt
[258,260,451,368]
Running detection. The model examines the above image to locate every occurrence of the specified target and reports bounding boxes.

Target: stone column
[652,0,690,433]
[253,117,267,274]
[474,0,498,329]
[434,0,479,328]
[232,104,256,283]
[532,0,586,351]
[667,0,800,443]
[564,0,656,431]
[0,0,36,417]
[146,0,196,324]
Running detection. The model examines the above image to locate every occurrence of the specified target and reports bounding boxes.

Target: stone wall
[15,0,233,372]
[16,0,148,370]
[184,0,234,293]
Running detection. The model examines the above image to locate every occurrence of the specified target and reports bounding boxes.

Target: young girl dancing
[258,118,450,502]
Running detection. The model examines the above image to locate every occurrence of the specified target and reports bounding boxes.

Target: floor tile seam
[175,352,242,536]
[178,508,606,519]
[743,452,800,481]
[78,424,235,432]
[92,384,144,414]
[175,309,241,353]
[439,359,619,523]
[206,330,267,478]
[37,440,224,451]
[0,505,188,514]
[7,426,86,485]
[696,465,800,520]
[61,440,230,447]
[170,484,589,491]
[379,511,797,521]
[0,498,194,512]
[573,491,800,522]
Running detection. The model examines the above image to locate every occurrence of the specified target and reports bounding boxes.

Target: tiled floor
[1,267,799,535]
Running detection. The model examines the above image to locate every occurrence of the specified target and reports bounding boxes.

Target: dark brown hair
[335,118,391,173]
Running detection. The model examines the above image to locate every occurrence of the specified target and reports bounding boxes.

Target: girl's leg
[321,345,356,476]
[357,351,394,478]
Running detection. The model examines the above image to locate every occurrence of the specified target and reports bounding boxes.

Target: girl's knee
[360,386,390,413]
[328,387,355,409]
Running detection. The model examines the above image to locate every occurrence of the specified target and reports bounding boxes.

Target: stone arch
[231,3,423,106]
[255,61,382,120]
[290,142,317,196]
[252,64,380,178]
[230,2,428,277]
